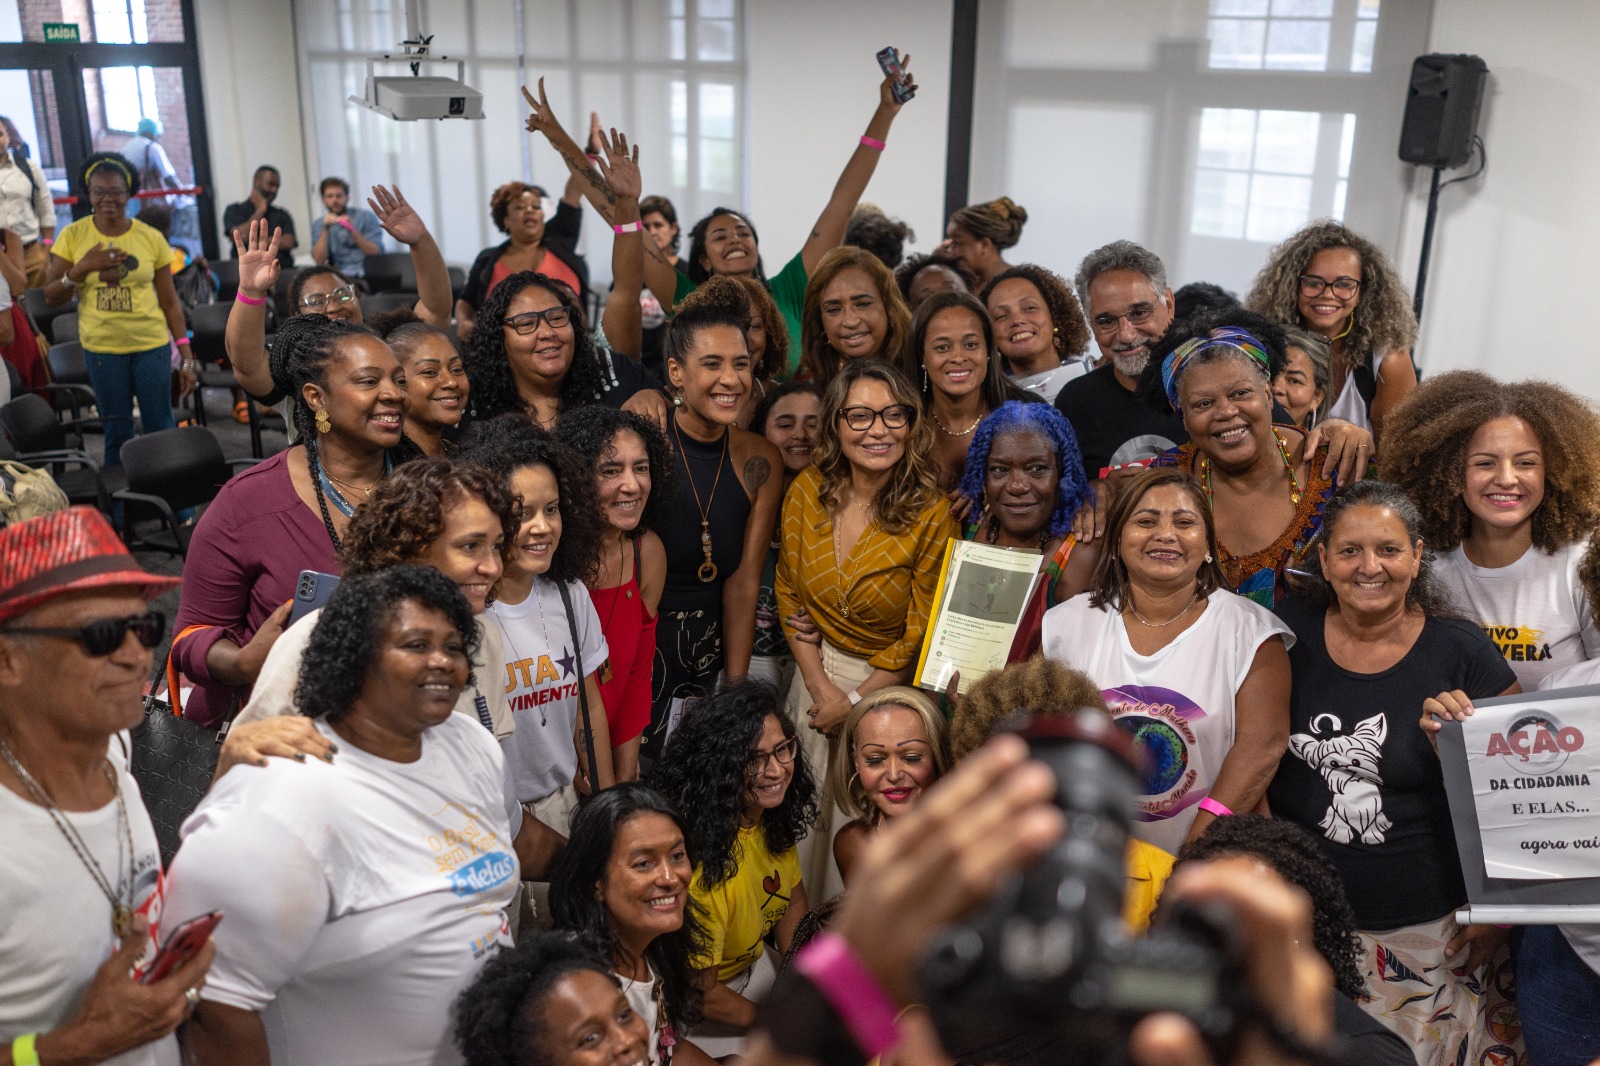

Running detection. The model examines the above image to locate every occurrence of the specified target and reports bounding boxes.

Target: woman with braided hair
[939,196,1028,292]
[172,312,405,727]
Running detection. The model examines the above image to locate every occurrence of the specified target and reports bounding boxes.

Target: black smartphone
[288,570,341,627]
[140,910,223,984]
[876,46,915,104]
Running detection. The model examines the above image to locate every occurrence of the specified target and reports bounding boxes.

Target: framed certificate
[1437,683,1600,923]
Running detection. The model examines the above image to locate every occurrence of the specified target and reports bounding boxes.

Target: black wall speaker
[1399,54,1488,169]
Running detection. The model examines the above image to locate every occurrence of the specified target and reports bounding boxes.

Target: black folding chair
[115,426,260,556]
[359,292,417,319]
[43,341,101,424]
[0,393,117,516]
[51,311,78,343]
[211,258,240,302]
[362,252,412,293]
[24,287,73,346]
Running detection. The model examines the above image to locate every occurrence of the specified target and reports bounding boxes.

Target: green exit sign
[43,22,81,43]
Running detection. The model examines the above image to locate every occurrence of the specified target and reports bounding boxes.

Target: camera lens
[449,97,465,115]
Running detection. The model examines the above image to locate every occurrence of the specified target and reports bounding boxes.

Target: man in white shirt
[0,119,54,287]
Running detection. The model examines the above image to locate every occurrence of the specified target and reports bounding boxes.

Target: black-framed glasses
[88,186,130,202]
[1297,274,1361,298]
[1091,304,1157,333]
[840,404,914,431]
[299,285,357,309]
[505,307,572,335]
[2,611,166,656]
[747,736,799,774]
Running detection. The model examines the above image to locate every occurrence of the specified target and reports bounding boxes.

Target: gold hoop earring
[314,409,332,434]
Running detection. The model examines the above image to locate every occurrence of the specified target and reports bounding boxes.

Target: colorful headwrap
[1160,326,1272,409]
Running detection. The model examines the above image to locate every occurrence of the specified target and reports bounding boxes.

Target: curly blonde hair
[831,686,951,823]
[799,246,914,388]
[812,359,939,534]
[1244,220,1417,367]
[1378,370,1600,552]
[949,656,1109,763]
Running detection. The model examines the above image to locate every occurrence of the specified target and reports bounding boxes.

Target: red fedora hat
[0,507,180,625]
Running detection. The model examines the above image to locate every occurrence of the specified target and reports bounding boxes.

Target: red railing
[52,186,205,205]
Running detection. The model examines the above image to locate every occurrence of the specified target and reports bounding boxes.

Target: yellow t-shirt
[1123,838,1176,932]
[52,216,174,354]
[690,824,802,982]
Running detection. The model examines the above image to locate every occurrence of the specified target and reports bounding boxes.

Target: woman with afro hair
[455,178,588,342]
[1384,370,1600,690]
[645,680,817,1058]
[455,933,650,1066]
[1245,219,1418,439]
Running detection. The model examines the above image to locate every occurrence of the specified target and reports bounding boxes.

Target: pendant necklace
[833,494,876,620]
[670,413,727,583]
[0,738,135,936]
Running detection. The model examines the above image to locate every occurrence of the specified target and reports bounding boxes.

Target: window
[1192,108,1352,243]
[96,67,160,133]
[1206,0,1380,73]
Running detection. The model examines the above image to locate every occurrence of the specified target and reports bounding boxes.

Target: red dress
[588,536,656,745]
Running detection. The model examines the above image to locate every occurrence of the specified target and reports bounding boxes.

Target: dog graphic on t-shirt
[1290,713,1392,845]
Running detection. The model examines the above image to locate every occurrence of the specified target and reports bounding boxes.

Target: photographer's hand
[1129,859,1335,1066]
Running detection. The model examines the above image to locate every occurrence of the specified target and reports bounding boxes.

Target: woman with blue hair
[957,401,1103,626]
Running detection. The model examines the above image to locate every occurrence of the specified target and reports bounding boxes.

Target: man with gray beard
[1052,240,1187,479]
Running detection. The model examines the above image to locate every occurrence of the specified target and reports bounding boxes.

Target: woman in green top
[44,152,194,466]
[521,62,915,381]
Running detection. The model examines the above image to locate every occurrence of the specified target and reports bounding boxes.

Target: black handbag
[129,633,235,865]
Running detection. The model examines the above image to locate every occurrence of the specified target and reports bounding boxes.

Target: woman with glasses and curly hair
[464,271,644,431]
[982,263,1094,403]
[645,680,818,1058]
[1245,219,1418,438]
[776,358,953,899]
[1386,371,1600,692]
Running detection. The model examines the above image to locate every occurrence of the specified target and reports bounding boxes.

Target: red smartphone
[876,46,915,104]
[140,910,223,984]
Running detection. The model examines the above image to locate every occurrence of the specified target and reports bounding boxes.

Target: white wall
[744,2,953,264]
[192,0,312,251]
[1397,1,1600,398]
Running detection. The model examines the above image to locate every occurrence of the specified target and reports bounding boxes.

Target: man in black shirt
[1053,240,1185,479]
[222,165,298,268]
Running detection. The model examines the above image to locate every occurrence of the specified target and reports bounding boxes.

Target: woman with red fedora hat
[0,507,217,1066]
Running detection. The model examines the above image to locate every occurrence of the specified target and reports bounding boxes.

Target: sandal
[232,400,251,424]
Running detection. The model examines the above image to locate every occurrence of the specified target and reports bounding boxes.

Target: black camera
[918,709,1246,1066]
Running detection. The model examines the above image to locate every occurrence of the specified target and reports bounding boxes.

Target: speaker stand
[1412,165,1444,324]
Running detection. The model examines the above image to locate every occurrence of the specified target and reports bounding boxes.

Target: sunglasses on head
[2,611,166,657]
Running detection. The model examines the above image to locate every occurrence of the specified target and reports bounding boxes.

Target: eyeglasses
[1297,274,1361,298]
[299,285,357,310]
[2,611,166,656]
[505,307,572,335]
[88,186,130,202]
[746,736,799,774]
[840,404,914,431]
[1091,304,1157,333]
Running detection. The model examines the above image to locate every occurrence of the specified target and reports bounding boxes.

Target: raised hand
[595,128,641,202]
[369,184,428,246]
[878,52,916,114]
[521,78,570,142]
[586,110,606,156]
[231,219,282,296]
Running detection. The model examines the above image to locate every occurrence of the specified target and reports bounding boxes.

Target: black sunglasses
[2,611,166,656]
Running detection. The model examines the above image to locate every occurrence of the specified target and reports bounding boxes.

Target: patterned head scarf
[1160,326,1271,409]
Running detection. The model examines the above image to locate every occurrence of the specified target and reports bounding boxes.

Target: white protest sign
[1461,693,1600,880]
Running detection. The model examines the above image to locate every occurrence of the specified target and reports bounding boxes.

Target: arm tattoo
[561,153,620,207]
[743,455,771,493]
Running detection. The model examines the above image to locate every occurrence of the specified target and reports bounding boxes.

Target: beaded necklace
[1198,427,1301,509]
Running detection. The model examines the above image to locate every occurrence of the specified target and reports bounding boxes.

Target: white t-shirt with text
[163,714,518,1066]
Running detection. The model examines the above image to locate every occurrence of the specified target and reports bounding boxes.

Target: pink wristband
[236,292,267,307]
[175,337,190,347]
[613,221,641,234]
[860,135,886,151]
[1199,796,1233,818]
[794,933,900,1058]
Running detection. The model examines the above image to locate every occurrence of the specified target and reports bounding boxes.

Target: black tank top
[660,413,752,607]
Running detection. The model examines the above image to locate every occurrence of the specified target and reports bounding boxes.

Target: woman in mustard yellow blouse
[775,358,955,898]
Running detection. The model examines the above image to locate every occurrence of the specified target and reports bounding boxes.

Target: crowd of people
[2,63,1598,1066]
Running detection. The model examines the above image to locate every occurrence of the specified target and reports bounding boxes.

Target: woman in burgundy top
[173,313,405,725]
[556,405,674,783]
